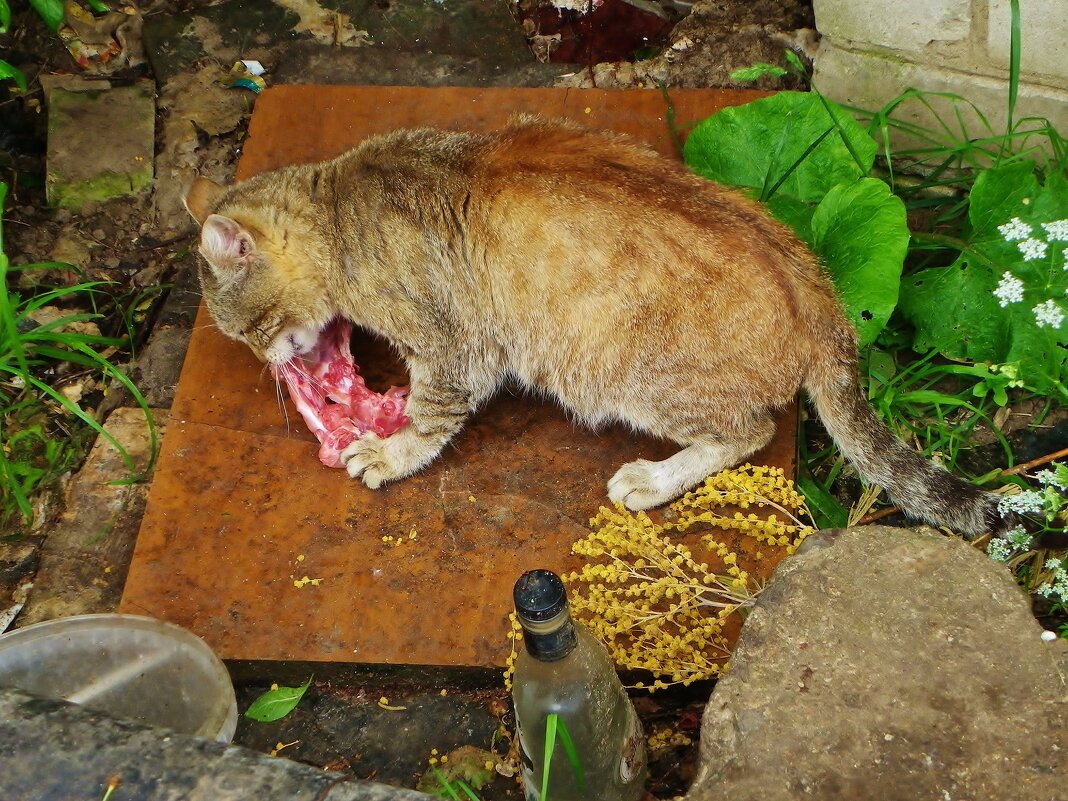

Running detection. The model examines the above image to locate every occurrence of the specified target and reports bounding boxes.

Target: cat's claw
[341,433,393,489]
[341,429,442,489]
[607,459,674,511]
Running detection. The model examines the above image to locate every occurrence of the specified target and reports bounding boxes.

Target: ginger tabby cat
[184,115,1002,537]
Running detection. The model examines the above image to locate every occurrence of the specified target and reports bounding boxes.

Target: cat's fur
[184,115,1002,536]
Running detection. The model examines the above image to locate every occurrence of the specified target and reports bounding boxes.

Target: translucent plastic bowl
[0,613,237,742]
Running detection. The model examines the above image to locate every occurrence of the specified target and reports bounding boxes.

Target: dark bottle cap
[513,569,567,623]
[513,570,576,662]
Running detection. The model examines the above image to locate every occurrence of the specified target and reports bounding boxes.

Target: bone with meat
[271,318,409,467]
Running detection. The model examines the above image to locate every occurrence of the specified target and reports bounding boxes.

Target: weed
[0,181,157,530]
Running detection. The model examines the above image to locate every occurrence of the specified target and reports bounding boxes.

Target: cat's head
[183,175,333,364]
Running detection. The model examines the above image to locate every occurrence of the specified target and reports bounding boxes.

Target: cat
[183,114,1003,537]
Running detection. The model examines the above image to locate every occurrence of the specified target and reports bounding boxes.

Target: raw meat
[272,318,409,467]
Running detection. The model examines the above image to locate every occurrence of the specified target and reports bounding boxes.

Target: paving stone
[45,81,155,210]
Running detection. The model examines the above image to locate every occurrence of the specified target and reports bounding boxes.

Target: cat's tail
[805,334,1005,538]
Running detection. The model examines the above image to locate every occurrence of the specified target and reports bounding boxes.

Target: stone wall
[812,0,1068,146]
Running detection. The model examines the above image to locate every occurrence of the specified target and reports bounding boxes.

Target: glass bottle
[511,569,647,801]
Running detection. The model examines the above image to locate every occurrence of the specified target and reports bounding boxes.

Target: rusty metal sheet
[120,85,795,668]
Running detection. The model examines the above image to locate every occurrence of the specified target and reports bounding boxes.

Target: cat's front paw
[607,459,674,511]
[340,430,440,489]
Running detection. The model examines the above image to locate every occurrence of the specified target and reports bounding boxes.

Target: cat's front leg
[340,361,476,489]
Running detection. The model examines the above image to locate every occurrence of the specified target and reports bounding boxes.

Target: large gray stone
[0,686,432,801]
[687,525,1068,801]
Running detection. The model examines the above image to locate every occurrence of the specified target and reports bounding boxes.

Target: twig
[856,446,1068,526]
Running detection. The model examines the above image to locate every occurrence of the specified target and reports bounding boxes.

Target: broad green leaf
[899,160,1068,396]
[244,675,313,722]
[809,178,909,347]
[0,0,10,33]
[28,0,64,32]
[899,256,1010,363]
[683,92,877,204]
[0,59,26,93]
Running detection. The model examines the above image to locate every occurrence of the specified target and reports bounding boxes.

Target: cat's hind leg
[607,412,775,511]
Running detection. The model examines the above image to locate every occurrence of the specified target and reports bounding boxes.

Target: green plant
[244,675,313,722]
[685,0,1065,491]
[540,713,583,801]
[0,181,157,529]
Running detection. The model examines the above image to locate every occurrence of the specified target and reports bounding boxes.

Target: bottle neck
[521,610,578,662]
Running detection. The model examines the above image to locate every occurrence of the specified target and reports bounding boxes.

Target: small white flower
[1045,558,1065,571]
[998,217,1032,241]
[1041,219,1068,241]
[1005,525,1034,549]
[986,537,1016,562]
[1034,299,1064,329]
[997,492,1046,515]
[1018,238,1049,261]
[993,272,1025,307]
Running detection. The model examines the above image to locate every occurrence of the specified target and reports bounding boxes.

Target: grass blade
[554,716,585,794]
[540,713,558,801]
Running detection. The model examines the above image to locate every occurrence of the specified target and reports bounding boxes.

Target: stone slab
[687,525,1068,801]
[987,0,1068,82]
[0,686,429,801]
[813,42,1068,152]
[46,81,155,209]
[119,85,796,668]
[812,0,971,52]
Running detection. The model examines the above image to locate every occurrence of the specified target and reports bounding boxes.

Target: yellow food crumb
[296,554,305,562]
[439,689,447,696]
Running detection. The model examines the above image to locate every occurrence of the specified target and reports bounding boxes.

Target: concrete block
[812,0,971,51]
[813,42,1068,151]
[987,0,1068,81]
[46,80,155,209]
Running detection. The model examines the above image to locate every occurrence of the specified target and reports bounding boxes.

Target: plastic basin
[0,613,237,742]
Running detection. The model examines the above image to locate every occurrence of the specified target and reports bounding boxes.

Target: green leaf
[0,0,10,33]
[540,713,557,801]
[899,161,1068,396]
[809,178,909,347]
[797,472,848,529]
[0,59,26,93]
[28,0,64,32]
[554,716,584,794]
[683,92,877,204]
[244,676,313,722]
[729,63,788,83]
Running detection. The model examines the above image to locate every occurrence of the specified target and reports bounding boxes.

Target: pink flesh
[271,319,409,468]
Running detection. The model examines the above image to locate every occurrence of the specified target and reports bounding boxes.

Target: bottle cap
[513,569,567,624]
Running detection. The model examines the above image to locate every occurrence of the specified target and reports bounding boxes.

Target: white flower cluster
[1037,559,1068,603]
[1036,468,1068,490]
[994,272,1025,307]
[986,525,1033,562]
[1019,238,1049,261]
[1042,219,1068,241]
[998,217,1032,241]
[995,215,1067,328]
[997,490,1046,515]
[1034,299,1066,328]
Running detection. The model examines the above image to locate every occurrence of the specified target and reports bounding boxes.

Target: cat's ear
[200,214,257,276]
[184,176,225,225]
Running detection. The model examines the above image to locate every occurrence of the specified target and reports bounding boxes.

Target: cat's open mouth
[271,318,409,468]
